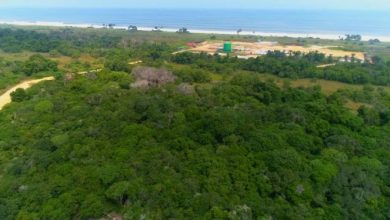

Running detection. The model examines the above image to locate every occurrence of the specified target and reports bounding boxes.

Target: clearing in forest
[187,41,366,61]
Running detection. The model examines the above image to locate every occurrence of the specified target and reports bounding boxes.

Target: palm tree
[351,54,356,63]
[177,27,189,33]
[128,25,138,31]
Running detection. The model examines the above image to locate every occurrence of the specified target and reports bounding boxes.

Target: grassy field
[209,68,389,111]
[257,73,390,111]
[0,48,99,94]
[49,54,100,69]
[0,49,100,70]
[170,62,390,96]
[256,72,390,94]
[0,50,36,61]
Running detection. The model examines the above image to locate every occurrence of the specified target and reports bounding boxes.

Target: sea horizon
[0,8,390,41]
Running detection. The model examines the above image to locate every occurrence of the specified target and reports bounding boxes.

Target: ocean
[0,8,390,38]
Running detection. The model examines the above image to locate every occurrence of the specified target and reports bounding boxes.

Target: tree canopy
[0,26,389,220]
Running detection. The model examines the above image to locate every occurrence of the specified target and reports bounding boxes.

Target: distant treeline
[0,28,122,55]
[1,27,390,86]
[172,51,390,85]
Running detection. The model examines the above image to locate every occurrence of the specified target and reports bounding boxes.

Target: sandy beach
[1,20,390,42]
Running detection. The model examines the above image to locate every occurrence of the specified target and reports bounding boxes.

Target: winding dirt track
[0,67,125,111]
[0,77,55,110]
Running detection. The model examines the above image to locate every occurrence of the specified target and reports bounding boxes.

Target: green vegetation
[0,26,389,219]
[344,34,362,42]
[0,53,59,91]
[10,88,30,102]
[172,51,390,85]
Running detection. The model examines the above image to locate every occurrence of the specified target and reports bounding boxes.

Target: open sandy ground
[189,41,366,60]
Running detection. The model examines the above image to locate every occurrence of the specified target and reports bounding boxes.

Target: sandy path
[77,69,102,75]
[129,60,143,65]
[0,68,104,110]
[0,77,55,110]
[0,67,127,111]
[317,63,337,68]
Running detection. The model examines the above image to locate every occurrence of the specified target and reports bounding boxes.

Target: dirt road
[0,77,55,110]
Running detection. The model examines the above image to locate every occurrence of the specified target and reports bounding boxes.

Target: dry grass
[257,74,390,95]
[0,51,99,69]
[344,100,366,111]
[0,51,37,61]
[169,63,390,97]
[47,54,98,69]
[255,74,390,111]
[289,79,364,95]
[317,63,336,68]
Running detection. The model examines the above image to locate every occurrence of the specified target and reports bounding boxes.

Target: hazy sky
[0,0,389,10]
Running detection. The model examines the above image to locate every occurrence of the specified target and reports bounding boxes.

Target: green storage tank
[223,41,232,52]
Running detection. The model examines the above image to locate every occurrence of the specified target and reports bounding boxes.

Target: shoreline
[1,20,390,42]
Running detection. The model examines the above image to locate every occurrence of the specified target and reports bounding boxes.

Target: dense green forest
[0,27,389,219]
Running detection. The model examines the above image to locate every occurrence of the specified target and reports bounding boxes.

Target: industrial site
[184,40,366,61]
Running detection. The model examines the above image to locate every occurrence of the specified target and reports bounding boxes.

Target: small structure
[223,41,233,53]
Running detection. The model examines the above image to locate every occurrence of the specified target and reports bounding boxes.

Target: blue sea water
[0,8,390,36]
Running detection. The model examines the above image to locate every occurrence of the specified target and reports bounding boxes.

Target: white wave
[0,20,389,42]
